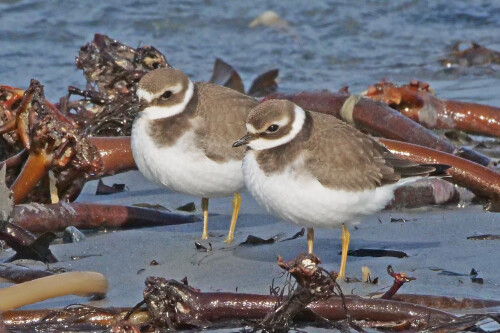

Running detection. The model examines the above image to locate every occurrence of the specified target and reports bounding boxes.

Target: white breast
[242,150,411,229]
[131,116,245,198]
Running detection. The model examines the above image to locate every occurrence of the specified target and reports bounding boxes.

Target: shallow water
[1,0,500,105]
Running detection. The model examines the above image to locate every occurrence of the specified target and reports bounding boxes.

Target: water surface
[1,0,500,104]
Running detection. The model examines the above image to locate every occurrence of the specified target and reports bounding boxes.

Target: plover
[234,99,446,278]
[132,68,258,243]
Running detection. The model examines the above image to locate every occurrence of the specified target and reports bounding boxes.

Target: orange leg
[201,198,209,240]
[307,228,314,254]
[337,224,350,279]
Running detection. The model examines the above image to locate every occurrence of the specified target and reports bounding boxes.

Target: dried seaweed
[60,33,170,136]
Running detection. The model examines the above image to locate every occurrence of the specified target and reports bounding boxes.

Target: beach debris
[4,252,500,331]
[62,226,86,243]
[390,293,500,310]
[4,80,106,204]
[139,255,457,330]
[345,249,408,258]
[247,68,279,98]
[380,265,416,300]
[133,203,169,211]
[281,228,305,241]
[0,262,56,283]
[240,234,277,246]
[379,138,500,211]
[209,58,279,97]
[389,217,415,223]
[175,202,196,212]
[71,254,102,261]
[95,179,127,195]
[441,41,500,67]
[469,269,484,284]
[264,90,494,167]
[240,229,305,246]
[364,79,500,138]
[194,242,212,252]
[249,10,288,29]
[11,202,199,233]
[65,34,170,136]
[362,266,371,282]
[0,271,108,312]
[257,254,341,331]
[467,234,500,240]
[209,58,244,93]
[362,266,378,284]
[387,178,461,209]
[4,293,500,332]
[2,306,149,332]
[0,221,57,263]
[0,165,13,221]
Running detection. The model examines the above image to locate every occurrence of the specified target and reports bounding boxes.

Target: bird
[131,67,258,243]
[234,99,447,278]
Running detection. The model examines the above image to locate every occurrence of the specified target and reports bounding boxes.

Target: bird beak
[233,133,254,147]
[137,99,147,112]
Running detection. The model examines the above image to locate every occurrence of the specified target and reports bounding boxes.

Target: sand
[1,170,499,314]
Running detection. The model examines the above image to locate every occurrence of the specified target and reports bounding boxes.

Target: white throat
[248,105,306,150]
[138,80,194,120]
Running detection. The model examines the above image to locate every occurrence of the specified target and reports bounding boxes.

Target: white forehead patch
[246,123,258,133]
[248,105,306,151]
[137,89,155,103]
[139,80,194,120]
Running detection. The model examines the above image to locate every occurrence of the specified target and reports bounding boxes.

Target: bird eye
[161,90,172,99]
[267,124,279,132]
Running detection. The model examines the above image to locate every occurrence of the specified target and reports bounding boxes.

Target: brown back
[256,110,436,191]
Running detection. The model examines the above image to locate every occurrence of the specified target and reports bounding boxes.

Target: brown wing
[194,82,258,162]
[303,112,437,191]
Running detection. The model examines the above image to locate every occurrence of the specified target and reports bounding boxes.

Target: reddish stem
[10,152,52,204]
[380,138,500,211]
[11,202,198,233]
[89,137,136,175]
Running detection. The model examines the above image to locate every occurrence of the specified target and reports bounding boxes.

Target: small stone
[63,226,86,243]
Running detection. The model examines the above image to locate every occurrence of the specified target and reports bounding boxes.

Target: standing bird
[132,68,258,243]
[234,99,446,278]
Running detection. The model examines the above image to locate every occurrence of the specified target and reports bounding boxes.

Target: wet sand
[2,170,499,312]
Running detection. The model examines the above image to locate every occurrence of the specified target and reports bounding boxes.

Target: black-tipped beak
[233,133,253,147]
[137,99,147,112]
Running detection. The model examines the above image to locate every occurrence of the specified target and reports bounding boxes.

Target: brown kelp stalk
[0,271,108,312]
[380,138,500,211]
[364,80,500,138]
[11,202,198,233]
[380,265,416,300]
